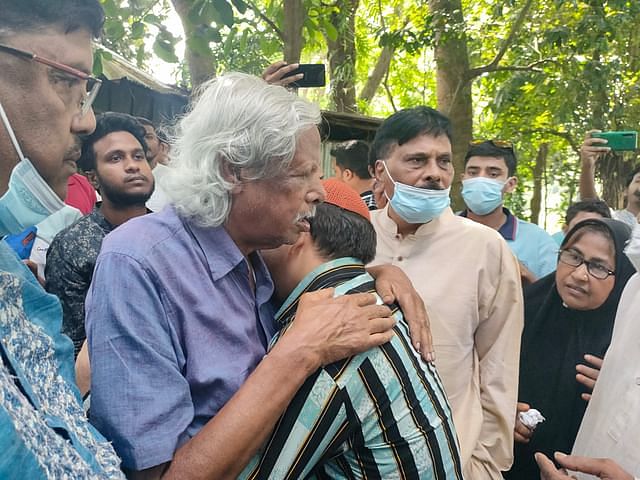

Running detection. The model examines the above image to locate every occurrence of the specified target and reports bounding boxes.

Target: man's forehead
[465,155,508,170]
[290,128,321,166]
[388,133,451,155]
[10,29,94,73]
[94,131,143,153]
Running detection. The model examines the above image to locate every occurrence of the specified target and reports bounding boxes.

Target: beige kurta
[370,207,524,479]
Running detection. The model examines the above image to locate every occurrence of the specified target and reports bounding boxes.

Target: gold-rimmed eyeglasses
[0,43,101,117]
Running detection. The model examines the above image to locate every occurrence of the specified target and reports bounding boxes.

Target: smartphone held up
[592,131,638,151]
[282,64,326,88]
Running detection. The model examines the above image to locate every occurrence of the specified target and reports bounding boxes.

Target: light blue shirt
[460,208,557,279]
[86,206,277,470]
[0,241,122,479]
[552,231,564,246]
[499,209,557,279]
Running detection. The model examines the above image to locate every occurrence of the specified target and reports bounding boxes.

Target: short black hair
[309,203,376,264]
[0,0,104,40]
[135,117,155,129]
[464,141,517,177]
[565,199,611,224]
[625,164,640,188]
[79,112,148,171]
[331,140,371,179]
[369,106,452,168]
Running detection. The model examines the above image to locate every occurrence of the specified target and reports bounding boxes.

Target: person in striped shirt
[242,178,463,479]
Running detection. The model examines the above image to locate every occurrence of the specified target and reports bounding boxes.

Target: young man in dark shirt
[46,112,154,357]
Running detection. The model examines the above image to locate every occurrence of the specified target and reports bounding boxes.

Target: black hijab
[505,218,635,480]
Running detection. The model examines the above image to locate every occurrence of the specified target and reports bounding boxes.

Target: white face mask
[0,100,65,236]
[625,222,640,272]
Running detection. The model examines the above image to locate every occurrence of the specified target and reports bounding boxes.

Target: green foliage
[100,0,640,224]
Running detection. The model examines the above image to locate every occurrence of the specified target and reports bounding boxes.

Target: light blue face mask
[0,100,65,236]
[461,176,506,216]
[383,162,450,224]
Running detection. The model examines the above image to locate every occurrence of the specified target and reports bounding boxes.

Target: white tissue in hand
[519,409,545,429]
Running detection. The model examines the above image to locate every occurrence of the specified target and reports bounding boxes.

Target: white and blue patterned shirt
[0,241,122,479]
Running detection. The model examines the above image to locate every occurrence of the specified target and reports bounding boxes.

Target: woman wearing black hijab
[504,218,635,480]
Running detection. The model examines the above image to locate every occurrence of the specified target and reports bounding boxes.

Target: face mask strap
[0,100,26,162]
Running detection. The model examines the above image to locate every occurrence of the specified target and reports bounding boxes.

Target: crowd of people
[0,1,639,479]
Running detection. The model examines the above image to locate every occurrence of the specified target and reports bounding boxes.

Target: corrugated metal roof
[96,45,188,97]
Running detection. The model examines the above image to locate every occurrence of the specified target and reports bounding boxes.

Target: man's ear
[503,176,518,194]
[221,160,243,193]
[343,168,354,181]
[374,159,385,181]
[86,170,99,190]
[286,232,314,264]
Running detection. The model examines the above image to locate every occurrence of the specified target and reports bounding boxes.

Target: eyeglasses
[470,139,515,151]
[558,249,615,280]
[0,43,101,117]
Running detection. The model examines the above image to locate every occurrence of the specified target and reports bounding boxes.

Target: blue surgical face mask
[461,176,506,216]
[0,100,65,236]
[383,162,450,224]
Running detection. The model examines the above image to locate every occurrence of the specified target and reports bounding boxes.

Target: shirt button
[397,256,404,261]
[395,234,401,239]
[636,377,640,386]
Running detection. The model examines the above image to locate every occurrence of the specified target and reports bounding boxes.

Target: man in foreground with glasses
[0,1,125,477]
[367,106,524,479]
[460,140,558,284]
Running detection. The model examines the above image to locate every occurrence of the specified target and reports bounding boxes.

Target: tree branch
[383,66,397,112]
[244,0,284,40]
[467,0,535,79]
[482,58,554,74]
[358,44,394,103]
[522,128,579,155]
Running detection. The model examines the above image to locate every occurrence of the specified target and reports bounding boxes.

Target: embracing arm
[128,290,394,480]
[366,263,434,362]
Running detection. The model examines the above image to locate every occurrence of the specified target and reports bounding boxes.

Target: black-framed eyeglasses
[0,43,101,117]
[558,249,615,280]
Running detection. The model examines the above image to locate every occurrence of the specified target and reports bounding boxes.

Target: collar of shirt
[375,205,455,238]
[497,207,518,241]
[459,206,517,241]
[89,206,115,234]
[274,257,366,330]
[181,214,261,283]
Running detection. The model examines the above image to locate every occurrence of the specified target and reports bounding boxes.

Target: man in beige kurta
[367,106,524,479]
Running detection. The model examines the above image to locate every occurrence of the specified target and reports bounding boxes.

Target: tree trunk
[283,0,305,63]
[530,143,548,225]
[428,0,473,210]
[171,0,218,88]
[326,0,359,112]
[359,45,394,105]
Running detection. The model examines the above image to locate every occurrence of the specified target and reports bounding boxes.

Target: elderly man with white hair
[86,72,432,479]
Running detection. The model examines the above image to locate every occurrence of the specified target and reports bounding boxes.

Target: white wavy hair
[162,72,322,227]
